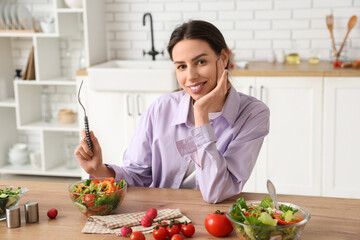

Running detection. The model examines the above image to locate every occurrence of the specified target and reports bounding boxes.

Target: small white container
[8,144,29,166]
[64,0,83,8]
[40,21,54,33]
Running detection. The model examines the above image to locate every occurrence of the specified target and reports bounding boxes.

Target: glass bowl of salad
[226,197,311,240]
[68,178,127,217]
[0,185,29,221]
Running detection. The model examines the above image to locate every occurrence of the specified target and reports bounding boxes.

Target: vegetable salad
[0,186,22,219]
[70,178,126,216]
[228,197,308,240]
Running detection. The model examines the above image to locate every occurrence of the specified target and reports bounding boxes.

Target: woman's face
[172,39,222,101]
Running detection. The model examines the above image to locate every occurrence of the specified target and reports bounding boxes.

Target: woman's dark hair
[167,20,229,68]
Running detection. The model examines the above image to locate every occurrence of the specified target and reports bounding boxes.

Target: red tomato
[84,194,96,207]
[180,223,195,237]
[204,210,233,237]
[171,234,183,240]
[170,219,182,231]
[47,208,58,219]
[130,231,145,240]
[166,225,180,238]
[153,227,167,240]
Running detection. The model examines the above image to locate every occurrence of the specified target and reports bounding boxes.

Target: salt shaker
[24,201,39,223]
[6,206,21,228]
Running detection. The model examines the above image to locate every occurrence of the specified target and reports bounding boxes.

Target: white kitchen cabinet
[323,77,360,198]
[83,78,171,173]
[0,0,106,177]
[231,77,323,196]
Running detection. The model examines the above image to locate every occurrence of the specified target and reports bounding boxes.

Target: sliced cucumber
[5,196,18,208]
[74,202,87,213]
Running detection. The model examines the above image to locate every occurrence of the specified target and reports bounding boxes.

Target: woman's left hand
[193,58,231,127]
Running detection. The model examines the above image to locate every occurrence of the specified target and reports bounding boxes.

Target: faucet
[143,12,163,61]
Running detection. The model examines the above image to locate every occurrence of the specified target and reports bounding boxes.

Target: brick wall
[105,0,360,62]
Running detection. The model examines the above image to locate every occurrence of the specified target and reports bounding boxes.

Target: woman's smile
[188,81,207,94]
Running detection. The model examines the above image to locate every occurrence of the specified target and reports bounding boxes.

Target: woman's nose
[187,66,198,80]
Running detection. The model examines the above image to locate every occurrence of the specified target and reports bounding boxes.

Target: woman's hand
[193,58,232,127]
[75,129,114,177]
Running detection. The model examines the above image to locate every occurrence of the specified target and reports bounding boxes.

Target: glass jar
[330,41,348,62]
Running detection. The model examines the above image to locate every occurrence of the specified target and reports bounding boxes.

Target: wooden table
[1,180,359,240]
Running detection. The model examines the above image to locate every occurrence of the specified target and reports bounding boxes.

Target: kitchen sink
[87,60,177,92]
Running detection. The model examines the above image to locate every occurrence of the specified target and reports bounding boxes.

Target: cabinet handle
[136,95,142,116]
[260,85,264,102]
[126,95,132,116]
[249,86,253,96]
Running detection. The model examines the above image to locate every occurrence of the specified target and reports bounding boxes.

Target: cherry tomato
[166,224,180,238]
[130,231,145,240]
[153,227,167,240]
[84,194,96,207]
[170,219,182,231]
[171,234,183,240]
[204,210,233,237]
[180,222,195,237]
[156,221,168,231]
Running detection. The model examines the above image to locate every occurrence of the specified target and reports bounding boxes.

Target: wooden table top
[230,61,360,77]
[1,180,359,240]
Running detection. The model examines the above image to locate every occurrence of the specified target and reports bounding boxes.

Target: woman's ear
[220,49,229,69]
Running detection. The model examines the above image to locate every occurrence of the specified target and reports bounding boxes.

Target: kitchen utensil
[6,206,21,228]
[24,201,39,223]
[326,15,337,57]
[266,179,278,209]
[78,80,93,150]
[336,15,357,60]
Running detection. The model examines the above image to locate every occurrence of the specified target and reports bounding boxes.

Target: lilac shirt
[109,86,270,203]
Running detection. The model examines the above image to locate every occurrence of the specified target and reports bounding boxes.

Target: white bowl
[64,0,83,8]
[40,21,54,33]
[8,154,29,166]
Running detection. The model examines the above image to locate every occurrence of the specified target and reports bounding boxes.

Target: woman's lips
[188,82,206,94]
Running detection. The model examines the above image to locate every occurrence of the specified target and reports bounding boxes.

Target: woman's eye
[197,60,206,65]
[177,65,186,70]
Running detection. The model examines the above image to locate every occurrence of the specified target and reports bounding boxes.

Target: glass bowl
[0,185,29,221]
[68,178,127,217]
[225,201,311,240]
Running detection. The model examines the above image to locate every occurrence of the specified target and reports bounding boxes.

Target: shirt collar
[170,86,240,128]
[170,91,191,127]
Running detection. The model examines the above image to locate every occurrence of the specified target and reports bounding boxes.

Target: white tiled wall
[105,0,360,62]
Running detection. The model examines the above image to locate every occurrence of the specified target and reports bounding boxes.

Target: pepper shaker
[24,201,39,223]
[6,206,21,228]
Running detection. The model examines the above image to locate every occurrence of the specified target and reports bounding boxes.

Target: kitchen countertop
[230,61,360,77]
[78,61,360,77]
[1,180,359,239]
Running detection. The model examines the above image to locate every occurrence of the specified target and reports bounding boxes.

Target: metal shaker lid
[6,205,21,228]
[24,201,39,223]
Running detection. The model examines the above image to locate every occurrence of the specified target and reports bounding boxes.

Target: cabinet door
[231,77,258,193]
[255,77,322,196]
[323,77,360,198]
[85,85,128,166]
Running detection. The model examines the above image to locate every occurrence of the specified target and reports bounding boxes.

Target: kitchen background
[1,0,359,196]
[7,0,360,152]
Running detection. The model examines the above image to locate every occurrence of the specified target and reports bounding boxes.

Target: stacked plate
[0,2,33,30]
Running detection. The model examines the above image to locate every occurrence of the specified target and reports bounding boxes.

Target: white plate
[3,3,12,29]
[10,4,19,30]
[17,4,32,30]
[0,3,5,29]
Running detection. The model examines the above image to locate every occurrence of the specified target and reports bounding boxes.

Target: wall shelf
[0,0,106,179]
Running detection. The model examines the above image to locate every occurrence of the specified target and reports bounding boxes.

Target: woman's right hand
[75,129,104,176]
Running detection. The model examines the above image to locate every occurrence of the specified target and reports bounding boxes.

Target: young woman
[75,20,270,203]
